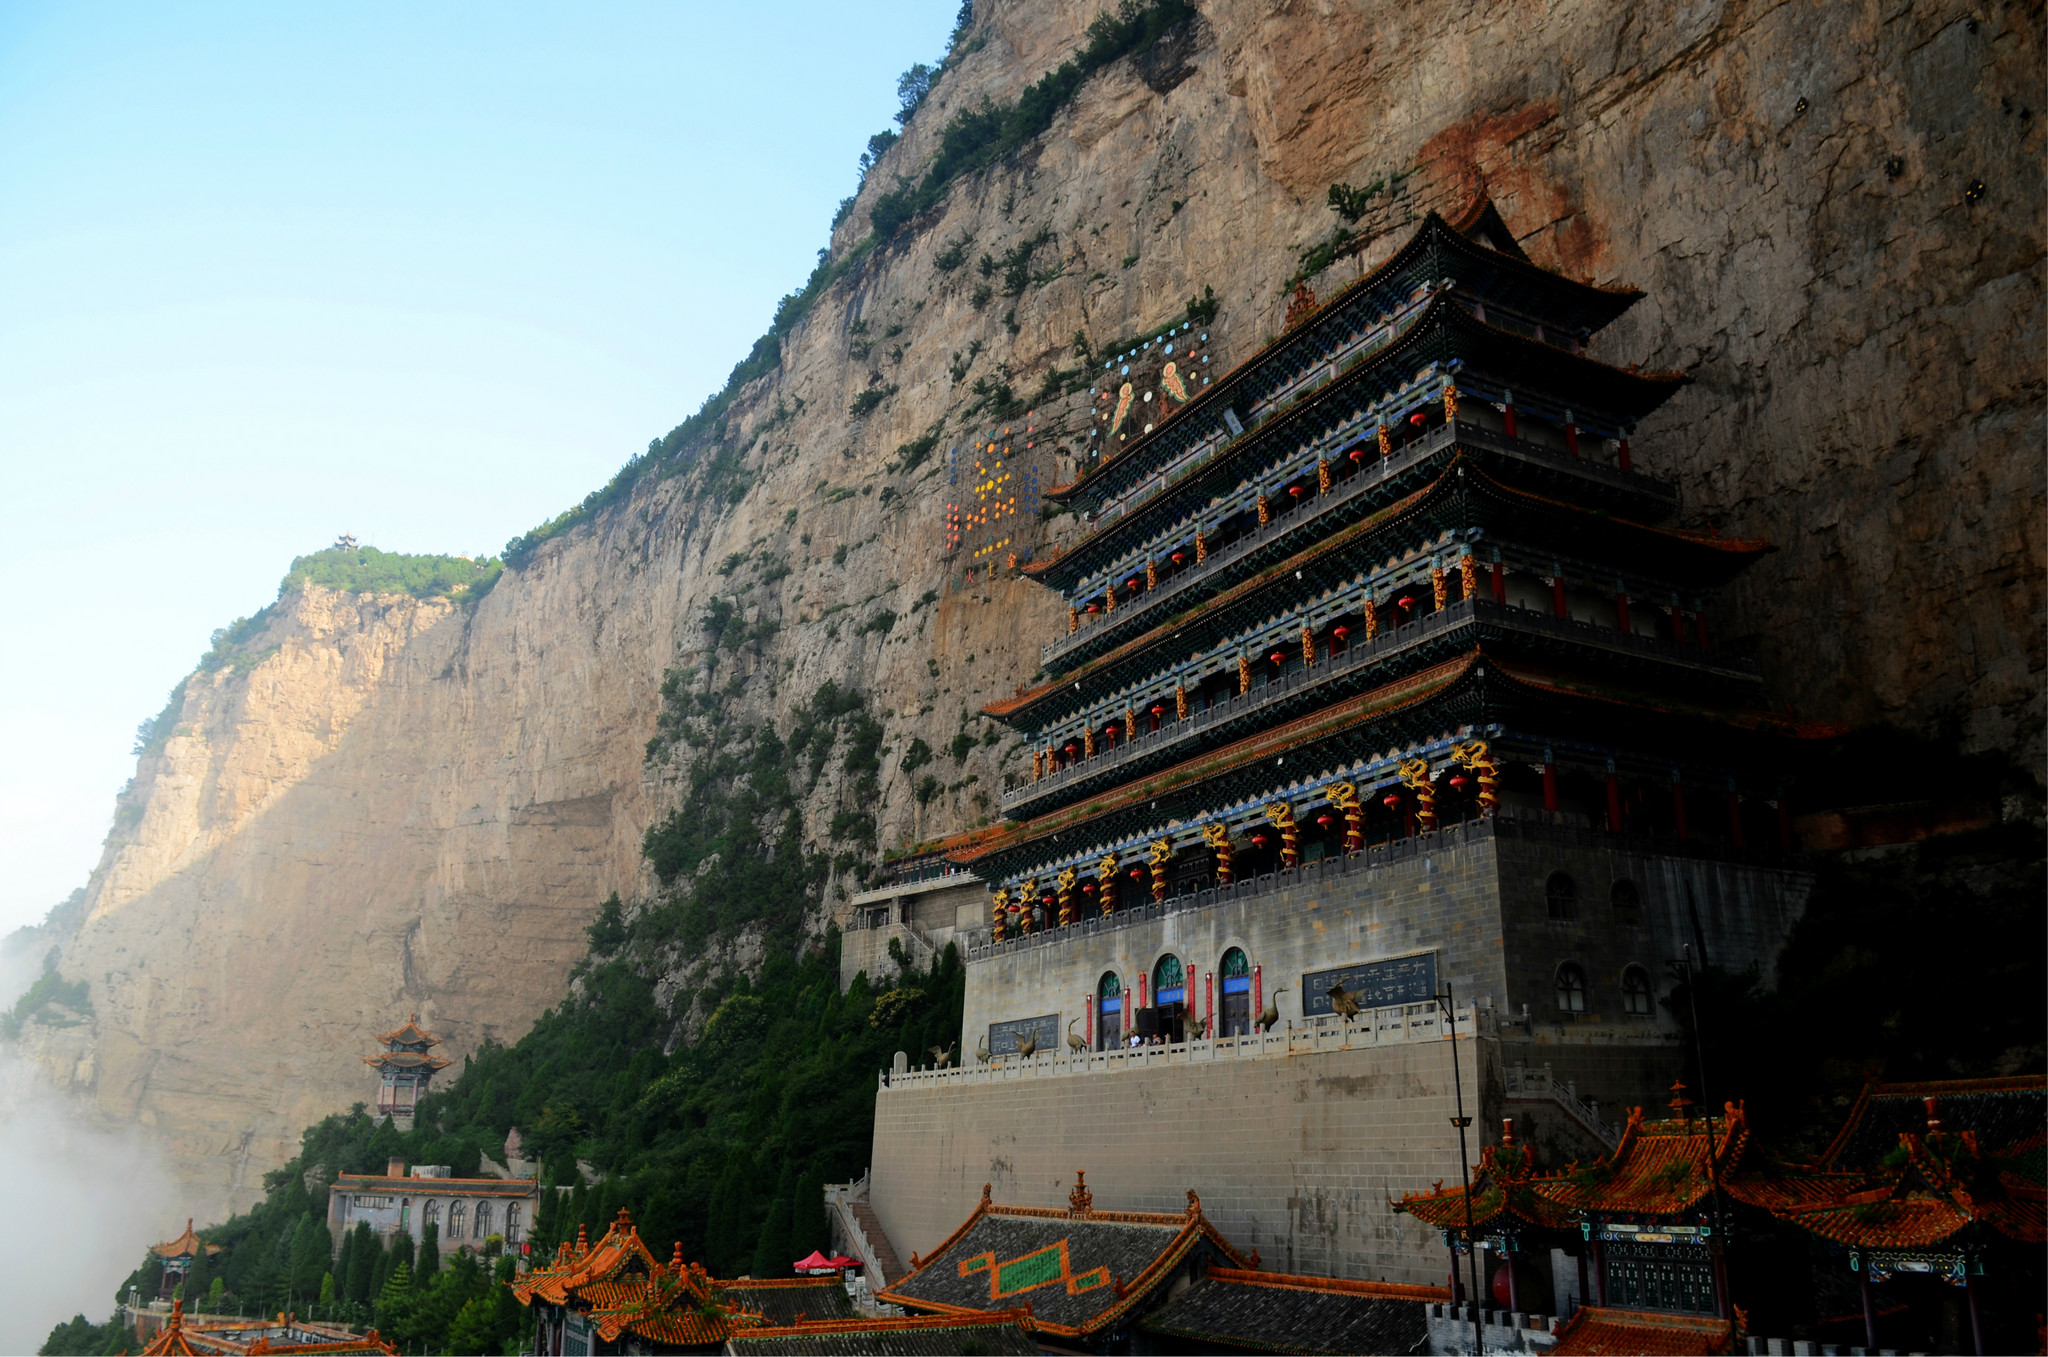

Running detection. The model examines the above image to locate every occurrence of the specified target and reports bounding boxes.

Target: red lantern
[1450,775,1469,791]
[1171,553,1184,565]
[1315,814,1333,827]
[1270,651,1287,665]
[1127,576,1141,589]
[1082,882,1096,893]
[1251,834,1269,848]
[1064,743,1078,755]
[1333,626,1349,638]
[1382,793,1401,808]
[1288,485,1303,497]
[1129,868,1143,879]
[1397,595,1416,609]
[1409,411,1426,426]
[1349,447,1365,462]
[1150,706,1164,717]
[1086,603,1099,613]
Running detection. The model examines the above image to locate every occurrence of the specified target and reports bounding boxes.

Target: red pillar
[1542,762,1559,813]
[1502,401,1518,438]
[1564,421,1580,457]
[1694,612,1709,650]
[1669,603,1687,644]
[1552,575,1569,619]
[1490,562,1506,604]
[1617,437,1632,472]
[1615,591,1631,634]
[1673,779,1689,841]
[1727,791,1745,848]
[1607,770,1624,833]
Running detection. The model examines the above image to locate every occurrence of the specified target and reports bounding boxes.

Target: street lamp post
[1436,983,1485,1356]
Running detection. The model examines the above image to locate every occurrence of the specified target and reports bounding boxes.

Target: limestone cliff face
[41,0,2042,1218]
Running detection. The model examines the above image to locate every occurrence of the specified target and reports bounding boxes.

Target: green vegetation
[848,384,898,418]
[1,951,91,1039]
[280,546,502,602]
[870,0,1197,237]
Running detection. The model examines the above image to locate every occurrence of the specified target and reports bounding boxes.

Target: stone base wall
[869,1034,1489,1284]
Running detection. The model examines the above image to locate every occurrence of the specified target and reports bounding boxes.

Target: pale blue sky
[0,3,962,933]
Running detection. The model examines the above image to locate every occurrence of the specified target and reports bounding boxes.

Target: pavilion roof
[359,1052,452,1072]
[141,1301,204,1357]
[152,1218,222,1261]
[725,1311,1040,1355]
[1139,1268,1443,1355]
[1394,1137,1580,1236]
[1549,1305,1737,1355]
[1534,1103,1753,1217]
[876,1176,1250,1340]
[1819,1075,2047,1170]
[373,1015,440,1047]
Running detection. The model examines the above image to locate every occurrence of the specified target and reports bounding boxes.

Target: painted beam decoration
[988,1013,1061,1057]
[1299,952,1437,1016]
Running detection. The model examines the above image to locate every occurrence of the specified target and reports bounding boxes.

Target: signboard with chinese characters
[1300,951,1437,1016]
[988,1013,1061,1057]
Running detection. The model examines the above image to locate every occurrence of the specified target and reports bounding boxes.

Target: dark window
[1097,972,1123,1051]
[1556,963,1588,1012]
[1546,872,1578,920]
[1621,966,1654,1015]
[1219,948,1252,1037]
[1611,879,1641,924]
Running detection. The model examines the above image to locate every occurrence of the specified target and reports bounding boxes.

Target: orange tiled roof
[1200,1267,1447,1301]
[152,1219,222,1262]
[1396,1137,1579,1235]
[1760,1123,2047,1250]
[374,1015,440,1047]
[1536,1104,1750,1216]
[1550,1306,1736,1355]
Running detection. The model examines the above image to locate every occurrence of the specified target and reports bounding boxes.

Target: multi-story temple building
[858,200,1827,1286]
[361,1014,451,1129]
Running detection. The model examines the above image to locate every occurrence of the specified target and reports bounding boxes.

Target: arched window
[1555,963,1588,1013]
[1546,872,1578,921]
[1153,955,1186,1005]
[1621,966,1654,1016]
[505,1202,522,1242]
[423,1200,439,1227]
[1218,948,1252,1038]
[1097,972,1124,1052]
[474,1201,492,1239]
[448,1200,466,1238]
[1611,879,1642,925]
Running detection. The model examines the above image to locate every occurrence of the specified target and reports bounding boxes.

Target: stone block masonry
[870,1034,1488,1286]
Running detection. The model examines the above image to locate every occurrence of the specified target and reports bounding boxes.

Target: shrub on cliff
[279,545,502,602]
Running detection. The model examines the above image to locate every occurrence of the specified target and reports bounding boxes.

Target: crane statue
[1326,984,1363,1025]
[1257,986,1289,1034]
[1066,1018,1088,1055]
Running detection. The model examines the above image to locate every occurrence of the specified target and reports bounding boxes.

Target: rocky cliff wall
[39,0,2042,1217]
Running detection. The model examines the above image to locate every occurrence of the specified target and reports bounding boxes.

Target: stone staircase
[847,1199,907,1286]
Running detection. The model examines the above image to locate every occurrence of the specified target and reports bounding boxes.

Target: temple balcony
[1008,598,1761,819]
[959,813,1806,962]
[1042,416,1677,673]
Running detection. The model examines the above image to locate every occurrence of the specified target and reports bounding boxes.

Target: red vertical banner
[1138,974,1147,1012]
[1252,965,1263,1032]
[1204,971,1214,1038]
[1085,993,1093,1048]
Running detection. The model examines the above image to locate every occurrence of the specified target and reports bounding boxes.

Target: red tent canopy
[824,1254,857,1268]
[792,1250,833,1273]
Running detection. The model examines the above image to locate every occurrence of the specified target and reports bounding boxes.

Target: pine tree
[317,1271,335,1307]
[791,1170,830,1261]
[416,1220,440,1283]
[346,1223,376,1304]
[183,1241,212,1313]
[288,1214,329,1303]
[748,1197,792,1279]
[376,1260,413,1330]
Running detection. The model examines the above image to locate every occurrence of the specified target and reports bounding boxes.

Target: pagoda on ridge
[362,1014,451,1129]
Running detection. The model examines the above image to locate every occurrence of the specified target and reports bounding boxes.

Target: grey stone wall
[868,1035,1488,1285]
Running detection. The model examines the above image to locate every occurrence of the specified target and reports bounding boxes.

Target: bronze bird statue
[1327,984,1363,1025]
[929,1042,956,1069]
[975,1036,991,1065]
[1015,1030,1039,1059]
[1186,1011,1210,1040]
[1257,986,1289,1034]
[1066,1018,1088,1055]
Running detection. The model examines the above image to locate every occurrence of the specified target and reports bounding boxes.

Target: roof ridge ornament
[1068,1170,1094,1217]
